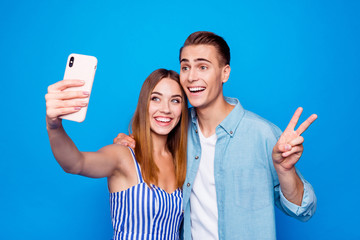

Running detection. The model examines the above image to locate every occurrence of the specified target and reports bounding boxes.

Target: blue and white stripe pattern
[110,148,183,240]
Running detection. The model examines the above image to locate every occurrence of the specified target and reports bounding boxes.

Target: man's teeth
[155,117,171,123]
[189,87,205,92]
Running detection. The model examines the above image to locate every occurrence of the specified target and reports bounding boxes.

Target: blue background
[1,0,359,239]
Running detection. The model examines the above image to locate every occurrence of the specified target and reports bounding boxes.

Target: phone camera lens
[69,56,74,67]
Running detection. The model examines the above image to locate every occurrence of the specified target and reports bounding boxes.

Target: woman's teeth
[155,117,171,122]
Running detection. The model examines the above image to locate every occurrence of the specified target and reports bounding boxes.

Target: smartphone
[60,53,98,122]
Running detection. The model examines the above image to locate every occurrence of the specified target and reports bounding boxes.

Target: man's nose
[188,68,198,82]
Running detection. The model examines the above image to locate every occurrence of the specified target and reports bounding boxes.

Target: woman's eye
[171,98,181,103]
[151,96,160,101]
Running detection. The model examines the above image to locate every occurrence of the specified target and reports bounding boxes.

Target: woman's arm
[46,79,123,178]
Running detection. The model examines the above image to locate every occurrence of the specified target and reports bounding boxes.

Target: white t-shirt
[190,125,218,240]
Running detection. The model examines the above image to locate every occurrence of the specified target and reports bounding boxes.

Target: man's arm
[272,107,317,205]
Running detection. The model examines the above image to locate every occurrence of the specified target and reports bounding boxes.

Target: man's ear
[222,64,231,83]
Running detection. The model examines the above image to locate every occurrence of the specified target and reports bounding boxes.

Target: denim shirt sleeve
[277,171,317,222]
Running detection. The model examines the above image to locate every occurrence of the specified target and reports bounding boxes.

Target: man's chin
[188,101,206,109]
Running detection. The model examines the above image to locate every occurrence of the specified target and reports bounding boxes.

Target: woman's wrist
[46,116,63,130]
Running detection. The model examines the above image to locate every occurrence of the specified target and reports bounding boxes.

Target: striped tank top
[110,148,183,240]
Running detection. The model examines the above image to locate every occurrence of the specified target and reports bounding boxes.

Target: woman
[45,69,188,239]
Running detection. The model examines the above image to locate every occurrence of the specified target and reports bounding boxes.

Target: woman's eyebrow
[152,92,182,98]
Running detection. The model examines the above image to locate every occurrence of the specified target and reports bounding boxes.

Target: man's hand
[113,133,136,149]
[272,107,317,172]
[272,107,317,205]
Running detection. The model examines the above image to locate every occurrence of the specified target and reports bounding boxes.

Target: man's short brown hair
[179,31,230,66]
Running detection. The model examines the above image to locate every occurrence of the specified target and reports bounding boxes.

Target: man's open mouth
[188,87,206,93]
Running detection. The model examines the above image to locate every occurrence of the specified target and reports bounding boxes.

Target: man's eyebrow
[180,58,211,63]
[195,58,211,63]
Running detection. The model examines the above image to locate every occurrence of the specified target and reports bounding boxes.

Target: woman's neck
[151,132,169,156]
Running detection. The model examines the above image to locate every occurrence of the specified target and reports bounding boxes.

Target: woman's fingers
[47,106,82,119]
[46,98,88,109]
[46,80,89,119]
[48,79,85,92]
[45,79,89,128]
[45,90,89,118]
[46,99,88,118]
[46,79,89,102]
[45,90,89,101]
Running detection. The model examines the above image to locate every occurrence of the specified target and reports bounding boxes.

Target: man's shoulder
[240,109,282,138]
[242,109,277,127]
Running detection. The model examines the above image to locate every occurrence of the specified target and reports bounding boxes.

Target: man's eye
[200,66,208,70]
[182,66,189,71]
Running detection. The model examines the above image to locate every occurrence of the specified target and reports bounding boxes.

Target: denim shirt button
[195,129,198,133]
[230,130,233,134]
[187,183,191,187]
[195,156,199,160]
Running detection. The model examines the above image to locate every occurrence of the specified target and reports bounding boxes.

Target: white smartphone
[60,53,98,122]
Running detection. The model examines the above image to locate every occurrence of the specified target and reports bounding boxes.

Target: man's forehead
[180,45,218,61]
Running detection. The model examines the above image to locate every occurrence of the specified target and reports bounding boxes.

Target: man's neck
[196,96,234,138]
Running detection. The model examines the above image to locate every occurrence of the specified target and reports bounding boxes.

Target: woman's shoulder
[99,144,133,153]
[105,145,140,192]
[98,144,135,165]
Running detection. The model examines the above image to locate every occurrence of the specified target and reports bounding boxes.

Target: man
[115,31,317,239]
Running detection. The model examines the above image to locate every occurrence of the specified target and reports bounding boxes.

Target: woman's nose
[160,101,170,113]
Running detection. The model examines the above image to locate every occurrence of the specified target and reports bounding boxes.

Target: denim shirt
[182,97,317,240]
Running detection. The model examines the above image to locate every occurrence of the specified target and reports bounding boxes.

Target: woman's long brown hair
[131,69,188,188]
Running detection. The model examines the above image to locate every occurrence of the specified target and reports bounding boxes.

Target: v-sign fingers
[296,114,318,135]
[286,107,303,131]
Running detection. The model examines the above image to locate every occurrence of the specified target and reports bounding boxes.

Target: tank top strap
[128,147,144,183]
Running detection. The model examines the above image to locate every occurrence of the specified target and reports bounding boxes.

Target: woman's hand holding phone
[45,79,89,129]
[45,53,97,128]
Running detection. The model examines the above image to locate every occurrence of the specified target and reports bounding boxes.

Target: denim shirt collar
[189,97,245,137]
